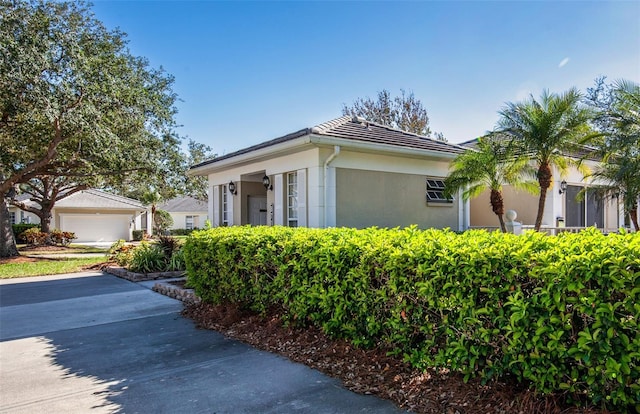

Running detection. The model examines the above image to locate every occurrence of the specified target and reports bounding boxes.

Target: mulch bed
[183,302,612,414]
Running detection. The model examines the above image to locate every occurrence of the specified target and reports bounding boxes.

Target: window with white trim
[9,212,16,225]
[426,178,453,203]
[287,172,298,227]
[222,185,229,226]
[185,215,195,230]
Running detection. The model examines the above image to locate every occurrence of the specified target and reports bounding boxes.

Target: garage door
[59,214,131,242]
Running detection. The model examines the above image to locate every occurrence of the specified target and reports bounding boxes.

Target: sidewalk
[0,272,407,413]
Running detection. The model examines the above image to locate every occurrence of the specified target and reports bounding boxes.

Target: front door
[248,196,268,225]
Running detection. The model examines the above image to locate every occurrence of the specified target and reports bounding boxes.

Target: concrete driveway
[0,272,406,413]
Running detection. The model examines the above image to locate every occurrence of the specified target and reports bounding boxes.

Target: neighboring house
[7,194,40,225]
[157,196,208,230]
[190,116,469,230]
[460,139,626,232]
[10,189,150,242]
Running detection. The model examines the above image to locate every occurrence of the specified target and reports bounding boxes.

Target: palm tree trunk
[535,162,553,231]
[630,207,639,232]
[490,189,507,233]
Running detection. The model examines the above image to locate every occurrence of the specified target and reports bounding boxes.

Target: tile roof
[192,116,467,170]
[157,196,207,213]
[461,136,603,161]
[55,189,145,210]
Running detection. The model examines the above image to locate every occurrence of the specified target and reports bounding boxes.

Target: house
[7,194,40,225]
[9,189,150,242]
[157,196,208,231]
[460,139,626,232]
[189,116,469,230]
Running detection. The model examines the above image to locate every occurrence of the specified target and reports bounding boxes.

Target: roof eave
[189,134,314,176]
[308,134,461,160]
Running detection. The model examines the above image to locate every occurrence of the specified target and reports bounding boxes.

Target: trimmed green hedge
[184,226,640,410]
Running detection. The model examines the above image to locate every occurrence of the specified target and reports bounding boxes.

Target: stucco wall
[470,186,539,228]
[167,212,207,230]
[335,168,458,229]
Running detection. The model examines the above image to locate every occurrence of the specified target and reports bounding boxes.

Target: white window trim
[222,185,229,226]
[287,172,298,227]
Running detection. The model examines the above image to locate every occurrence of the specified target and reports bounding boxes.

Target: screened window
[426,178,453,203]
[565,185,604,227]
[287,172,298,227]
[222,185,228,225]
[185,215,195,230]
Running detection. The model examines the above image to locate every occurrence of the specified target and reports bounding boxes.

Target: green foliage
[128,242,166,273]
[132,230,145,241]
[107,239,135,266]
[153,209,173,234]
[12,223,39,241]
[184,226,640,410]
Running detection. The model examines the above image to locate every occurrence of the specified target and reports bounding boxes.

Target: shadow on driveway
[0,272,407,413]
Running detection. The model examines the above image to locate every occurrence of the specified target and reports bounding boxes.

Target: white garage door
[59,214,131,242]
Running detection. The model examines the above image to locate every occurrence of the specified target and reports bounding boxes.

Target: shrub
[20,227,48,246]
[12,223,39,241]
[153,209,173,234]
[132,230,145,241]
[167,248,186,272]
[107,239,135,266]
[128,242,167,273]
[50,229,76,246]
[184,226,640,410]
[169,228,197,236]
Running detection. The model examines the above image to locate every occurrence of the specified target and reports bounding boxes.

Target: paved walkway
[0,272,406,413]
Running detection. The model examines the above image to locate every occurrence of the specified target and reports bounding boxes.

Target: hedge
[184,226,640,410]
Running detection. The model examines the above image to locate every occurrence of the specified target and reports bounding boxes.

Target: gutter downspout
[323,145,341,228]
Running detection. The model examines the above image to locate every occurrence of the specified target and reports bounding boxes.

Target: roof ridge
[310,115,352,133]
[83,189,144,208]
[315,116,468,151]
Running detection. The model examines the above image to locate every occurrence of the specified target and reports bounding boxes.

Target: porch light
[228,181,237,195]
[559,180,567,195]
[262,175,272,191]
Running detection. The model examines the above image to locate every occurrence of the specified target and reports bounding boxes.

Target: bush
[12,223,39,241]
[128,242,167,273]
[20,227,48,246]
[132,230,145,241]
[169,228,196,236]
[50,229,76,246]
[108,239,135,266]
[153,209,173,234]
[184,226,640,410]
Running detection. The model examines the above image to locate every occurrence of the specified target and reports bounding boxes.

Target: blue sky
[91,1,640,152]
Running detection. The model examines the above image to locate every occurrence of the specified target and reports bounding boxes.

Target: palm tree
[445,136,537,232]
[493,88,595,231]
[589,80,640,231]
[141,190,162,235]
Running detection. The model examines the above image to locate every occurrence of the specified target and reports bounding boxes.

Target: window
[185,215,195,230]
[9,212,16,225]
[222,185,228,225]
[565,185,604,227]
[426,178,453,203]
[287,172,298,227]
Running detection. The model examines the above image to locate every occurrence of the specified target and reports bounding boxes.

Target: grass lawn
[0,256,107,279]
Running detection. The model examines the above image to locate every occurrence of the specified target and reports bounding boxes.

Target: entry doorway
[248,196,268,225]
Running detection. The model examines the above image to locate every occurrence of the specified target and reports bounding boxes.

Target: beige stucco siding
[335,168,458,229]
[470,186,540,228]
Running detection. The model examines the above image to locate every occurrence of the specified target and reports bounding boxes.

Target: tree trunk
[1,196,20,258]
[490,189,507,233]
[630,207,639,232]
[38,208,53,234]
[535,162,553,231]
